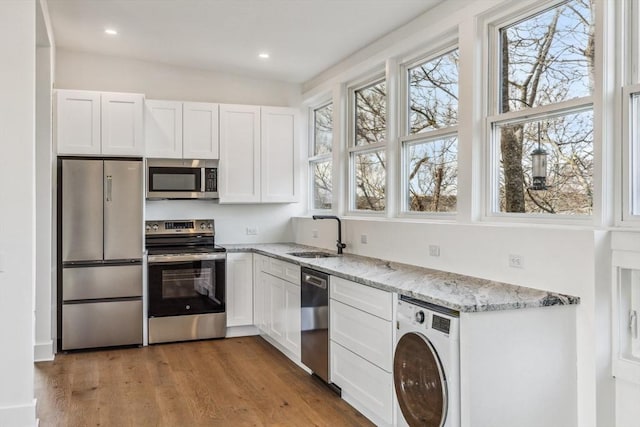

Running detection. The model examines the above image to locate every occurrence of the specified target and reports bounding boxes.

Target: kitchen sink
[287,251,338,258]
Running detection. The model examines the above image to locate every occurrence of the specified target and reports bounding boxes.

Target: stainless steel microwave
[146,159,218,200]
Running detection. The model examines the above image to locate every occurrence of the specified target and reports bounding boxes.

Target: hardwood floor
[35,336,373,427]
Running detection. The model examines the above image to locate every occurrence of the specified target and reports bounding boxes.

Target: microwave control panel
[205,168,217,192]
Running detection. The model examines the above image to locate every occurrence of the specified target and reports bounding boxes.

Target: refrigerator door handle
[106,175,113,202]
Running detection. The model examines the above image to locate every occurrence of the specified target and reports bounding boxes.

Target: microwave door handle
[106,175,113,202]
[201,169,205,193]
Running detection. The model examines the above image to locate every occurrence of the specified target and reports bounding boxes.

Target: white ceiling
[46,0,443,84]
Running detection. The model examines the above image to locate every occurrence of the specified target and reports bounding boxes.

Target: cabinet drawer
[330,300,392,371]
[62,299,142,350]
[331,342,393,426]
[267,257,300,285]
[330,276,392,320]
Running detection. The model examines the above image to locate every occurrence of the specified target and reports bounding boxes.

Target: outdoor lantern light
[530,123,548,191]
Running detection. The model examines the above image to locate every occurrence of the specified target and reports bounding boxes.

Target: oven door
[147,253,225,317]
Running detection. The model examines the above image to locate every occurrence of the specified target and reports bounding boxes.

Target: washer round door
[394,332,448,427]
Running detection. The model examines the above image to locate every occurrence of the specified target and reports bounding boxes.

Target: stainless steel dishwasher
[301,267,330,383]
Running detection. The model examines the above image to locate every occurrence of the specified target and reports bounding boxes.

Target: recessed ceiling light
[104,28,118,36]
[258,53,270,59]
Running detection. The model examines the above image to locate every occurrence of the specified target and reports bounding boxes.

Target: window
[488,0,594,217]
[349,78,387,212]
[622,1,640,224]
[401,48,459,213]
[309,103,333,210]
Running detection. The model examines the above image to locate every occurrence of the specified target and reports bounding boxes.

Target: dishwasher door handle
[303,274,327,289]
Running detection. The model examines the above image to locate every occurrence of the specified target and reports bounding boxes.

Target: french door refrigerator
[58,157,143,350]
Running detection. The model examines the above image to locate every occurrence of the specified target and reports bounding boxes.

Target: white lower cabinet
[254,255,301,361]
[329,276,394,426]
[226,253,254,327]
[331,343,394,426]
[330,299,392,370]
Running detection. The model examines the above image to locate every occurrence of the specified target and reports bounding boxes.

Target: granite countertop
[221,243,580,313]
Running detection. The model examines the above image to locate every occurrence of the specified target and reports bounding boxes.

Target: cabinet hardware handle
[106,175,113,202]
[631,310,638,339]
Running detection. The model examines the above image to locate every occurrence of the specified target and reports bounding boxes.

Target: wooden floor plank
[35,336,373,427]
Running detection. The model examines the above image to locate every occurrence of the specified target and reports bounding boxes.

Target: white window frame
[347,72,388,215]
[308,100,334,213]
[484,0,595,224]
[621,0,640,226]
[398,43,460,218]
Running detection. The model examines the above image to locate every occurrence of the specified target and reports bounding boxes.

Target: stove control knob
[152,224,159,231]
[200,223,207,230]
[145,224,151,232]
[186,305,191,310]
[207,223,213,229]
[415,310,425,324]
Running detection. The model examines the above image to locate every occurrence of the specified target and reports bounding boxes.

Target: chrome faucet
[312,215,346,255]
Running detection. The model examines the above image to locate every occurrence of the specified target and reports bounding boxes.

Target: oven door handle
[147,253,227,263]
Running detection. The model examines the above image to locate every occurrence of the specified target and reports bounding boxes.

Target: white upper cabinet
[219,104,299,204]
[219,104,262,203]
[101,93,144,156]
[145,100,220,159]
[261,107,298,203]
[57,90,144,156]
[144,100,183,158]
[183,102,219,159]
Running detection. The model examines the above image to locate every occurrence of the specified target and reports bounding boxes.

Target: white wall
[34,0,55,362]
[146,201,304,244]
[0,0,37,425]
[55,48,302,107]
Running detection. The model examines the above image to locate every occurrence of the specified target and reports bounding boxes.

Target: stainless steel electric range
[145,219,226,344]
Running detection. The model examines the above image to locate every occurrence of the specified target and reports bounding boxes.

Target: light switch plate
[246,227,258,235]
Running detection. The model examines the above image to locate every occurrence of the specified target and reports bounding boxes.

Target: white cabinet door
[283,280,301,358]
[261,107,298,203]
[101,92,144,156]
[269,275,286,342]
[226,253,254,327]
[253,255,265,331]
[145,100,183,158]
[56,90,101,155]
[219,104,261,203]
[331,342,394,426]
[183,102,219,159]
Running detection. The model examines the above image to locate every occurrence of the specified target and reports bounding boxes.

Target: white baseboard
[226,325,259,338]
[0,398,37,427]
[34,340,54,362]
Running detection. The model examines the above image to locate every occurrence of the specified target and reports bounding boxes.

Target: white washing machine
[394,295,460,427]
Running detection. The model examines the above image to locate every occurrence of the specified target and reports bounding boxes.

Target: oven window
[162,268,216,301]
[148,259,225,317]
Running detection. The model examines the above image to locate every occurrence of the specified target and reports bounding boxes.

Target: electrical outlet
[509,254,524,269]
[246,227,258,236]
[312,229,318,238]
[428,245,440,257]
[361,234,368,244]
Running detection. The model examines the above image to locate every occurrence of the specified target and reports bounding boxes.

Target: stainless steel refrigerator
[58,157,143,350]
